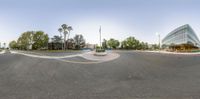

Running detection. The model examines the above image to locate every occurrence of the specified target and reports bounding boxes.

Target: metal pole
[99,26,101,49]
[159,34,160,49]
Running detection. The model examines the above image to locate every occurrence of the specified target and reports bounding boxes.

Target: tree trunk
[66,32,70,50]
[59,32,63,50]
[64,34,66,50]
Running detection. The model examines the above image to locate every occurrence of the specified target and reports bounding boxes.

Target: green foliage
[74,34,85,49]
[59,24,73,50]
[150,44,159,50]
[32,31,49,50]
[15,31,49,50]
[102,39,108,49]
[95,45,100,49]
[96,49,105,52]
[51,35,62,43]
[9,40,18,49]
[121,36,148,50]
[126,37,139,49]
[95,45,105,52]
[107,38,120,49]
[17,31,34,50]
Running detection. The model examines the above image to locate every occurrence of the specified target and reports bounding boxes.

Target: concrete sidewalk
[141,50,200,55]
[10,50,82,59]
[81,51,120,62]
[10,50,120,62]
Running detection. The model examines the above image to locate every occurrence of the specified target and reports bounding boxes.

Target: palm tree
[60,24,73,50]
[61,24,68,50]
[66,26,73,49]
[3,43,6,49]
[58,28,63,50]
[67,26,73,40]
[58,28,63,37]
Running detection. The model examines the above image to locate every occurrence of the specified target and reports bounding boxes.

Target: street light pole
[156,33,161,51]
[99,26,101,49]
[159,34,160,50]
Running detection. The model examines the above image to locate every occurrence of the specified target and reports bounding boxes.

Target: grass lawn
[191,50,200,53]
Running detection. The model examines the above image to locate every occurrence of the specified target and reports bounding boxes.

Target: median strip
[10,51,82,59]
[10,50,120,64]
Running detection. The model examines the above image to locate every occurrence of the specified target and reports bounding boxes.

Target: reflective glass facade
[162,24,200,48]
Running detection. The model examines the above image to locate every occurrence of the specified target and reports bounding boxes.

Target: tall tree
[123,37,140,49]
[61,24,68,50]
[60,24,73,50]
[58,28,63,37]
[17,31,34,50]
[121,40,128,49]
[107,38,120,49]
[32,31,49,50]
[9,40,18,49]
[67,26,73,40]
[58,28,63,50]
[102,39,108,49]
[66,26,73,49]
[51,35,62,43]
[74,35,85,49]
[120,36,148,50]
[3,43,6,49]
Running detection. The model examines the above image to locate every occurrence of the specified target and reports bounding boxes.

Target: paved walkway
[10,50,82,59]
[81,51,120,62]
[138,50,200,55]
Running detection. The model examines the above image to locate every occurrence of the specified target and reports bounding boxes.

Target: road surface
[0,51,200,99]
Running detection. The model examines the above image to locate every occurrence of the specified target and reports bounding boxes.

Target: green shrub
[96,49,105,52]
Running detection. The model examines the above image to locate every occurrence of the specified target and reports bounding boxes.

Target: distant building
[148,44,159,50]
[48,42,63,50]
[162,24,200,51]
[84,43,96,50]
[48,39,75,50]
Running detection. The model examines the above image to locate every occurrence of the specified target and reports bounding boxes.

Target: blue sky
[1,0,200,46]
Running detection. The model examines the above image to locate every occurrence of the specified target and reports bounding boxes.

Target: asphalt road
[1,51,200,99]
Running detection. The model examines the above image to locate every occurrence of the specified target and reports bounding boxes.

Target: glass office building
[162,24,200,51]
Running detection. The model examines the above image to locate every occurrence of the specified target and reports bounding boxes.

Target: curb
[141,50,200,55]
[10,51,82,59]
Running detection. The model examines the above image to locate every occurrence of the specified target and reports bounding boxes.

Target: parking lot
[0,51,200,99]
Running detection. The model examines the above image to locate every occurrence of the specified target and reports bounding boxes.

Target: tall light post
[3,43,6,49]
[99,26,102,49]
[156,32,161,50]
